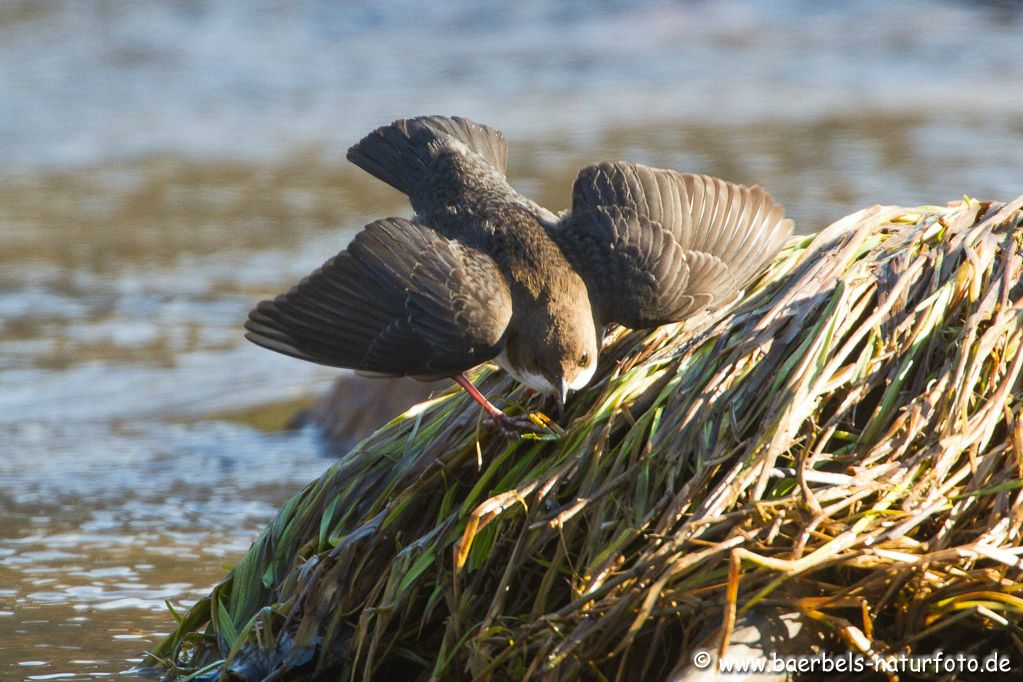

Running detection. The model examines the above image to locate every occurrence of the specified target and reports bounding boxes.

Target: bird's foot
[488,410,564,439]
[453,373,563,439]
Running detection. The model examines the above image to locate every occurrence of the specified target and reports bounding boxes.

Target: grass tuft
[147,195,1023,679]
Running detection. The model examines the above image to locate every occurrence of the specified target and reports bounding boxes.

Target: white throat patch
[495,351,598,396]
[495,351,557,394]
[566,360,597,392]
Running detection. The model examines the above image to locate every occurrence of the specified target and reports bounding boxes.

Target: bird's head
[503,289,600,415]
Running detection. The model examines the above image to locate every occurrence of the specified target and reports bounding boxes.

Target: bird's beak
[554,379,568,418]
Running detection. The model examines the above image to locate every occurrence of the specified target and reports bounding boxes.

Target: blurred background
[1,0,1022,678]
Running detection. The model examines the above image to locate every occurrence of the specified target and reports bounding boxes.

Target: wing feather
[245,217,512,378]
[551,162,793,328]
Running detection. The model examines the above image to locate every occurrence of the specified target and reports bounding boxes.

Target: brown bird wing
[245,218,512,379]
[346,115,509,197]
[345,116,531,252]
[551,162,793,329]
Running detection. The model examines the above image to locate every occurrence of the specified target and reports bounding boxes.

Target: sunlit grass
[147,194,1023,680]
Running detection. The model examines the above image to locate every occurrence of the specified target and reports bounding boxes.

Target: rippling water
[2,1,1022,678]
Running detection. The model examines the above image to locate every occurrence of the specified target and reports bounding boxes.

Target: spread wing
[550,162,793,329]
[245,218,512,379]
[346,115,509,196]
[346,116,556,249]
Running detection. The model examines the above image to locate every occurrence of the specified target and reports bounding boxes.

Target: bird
[244,115,793,435]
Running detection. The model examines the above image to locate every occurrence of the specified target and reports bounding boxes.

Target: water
[2,1,1022,678]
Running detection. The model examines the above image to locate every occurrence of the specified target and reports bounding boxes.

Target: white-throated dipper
[245,116,793,434]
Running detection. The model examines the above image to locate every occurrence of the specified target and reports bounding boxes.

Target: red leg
[453,373,506,420]
[452,373,542,436]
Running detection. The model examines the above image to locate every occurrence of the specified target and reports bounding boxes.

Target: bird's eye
[579,353,590,367]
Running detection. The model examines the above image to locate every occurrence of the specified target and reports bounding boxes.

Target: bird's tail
[346,115,509,196]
